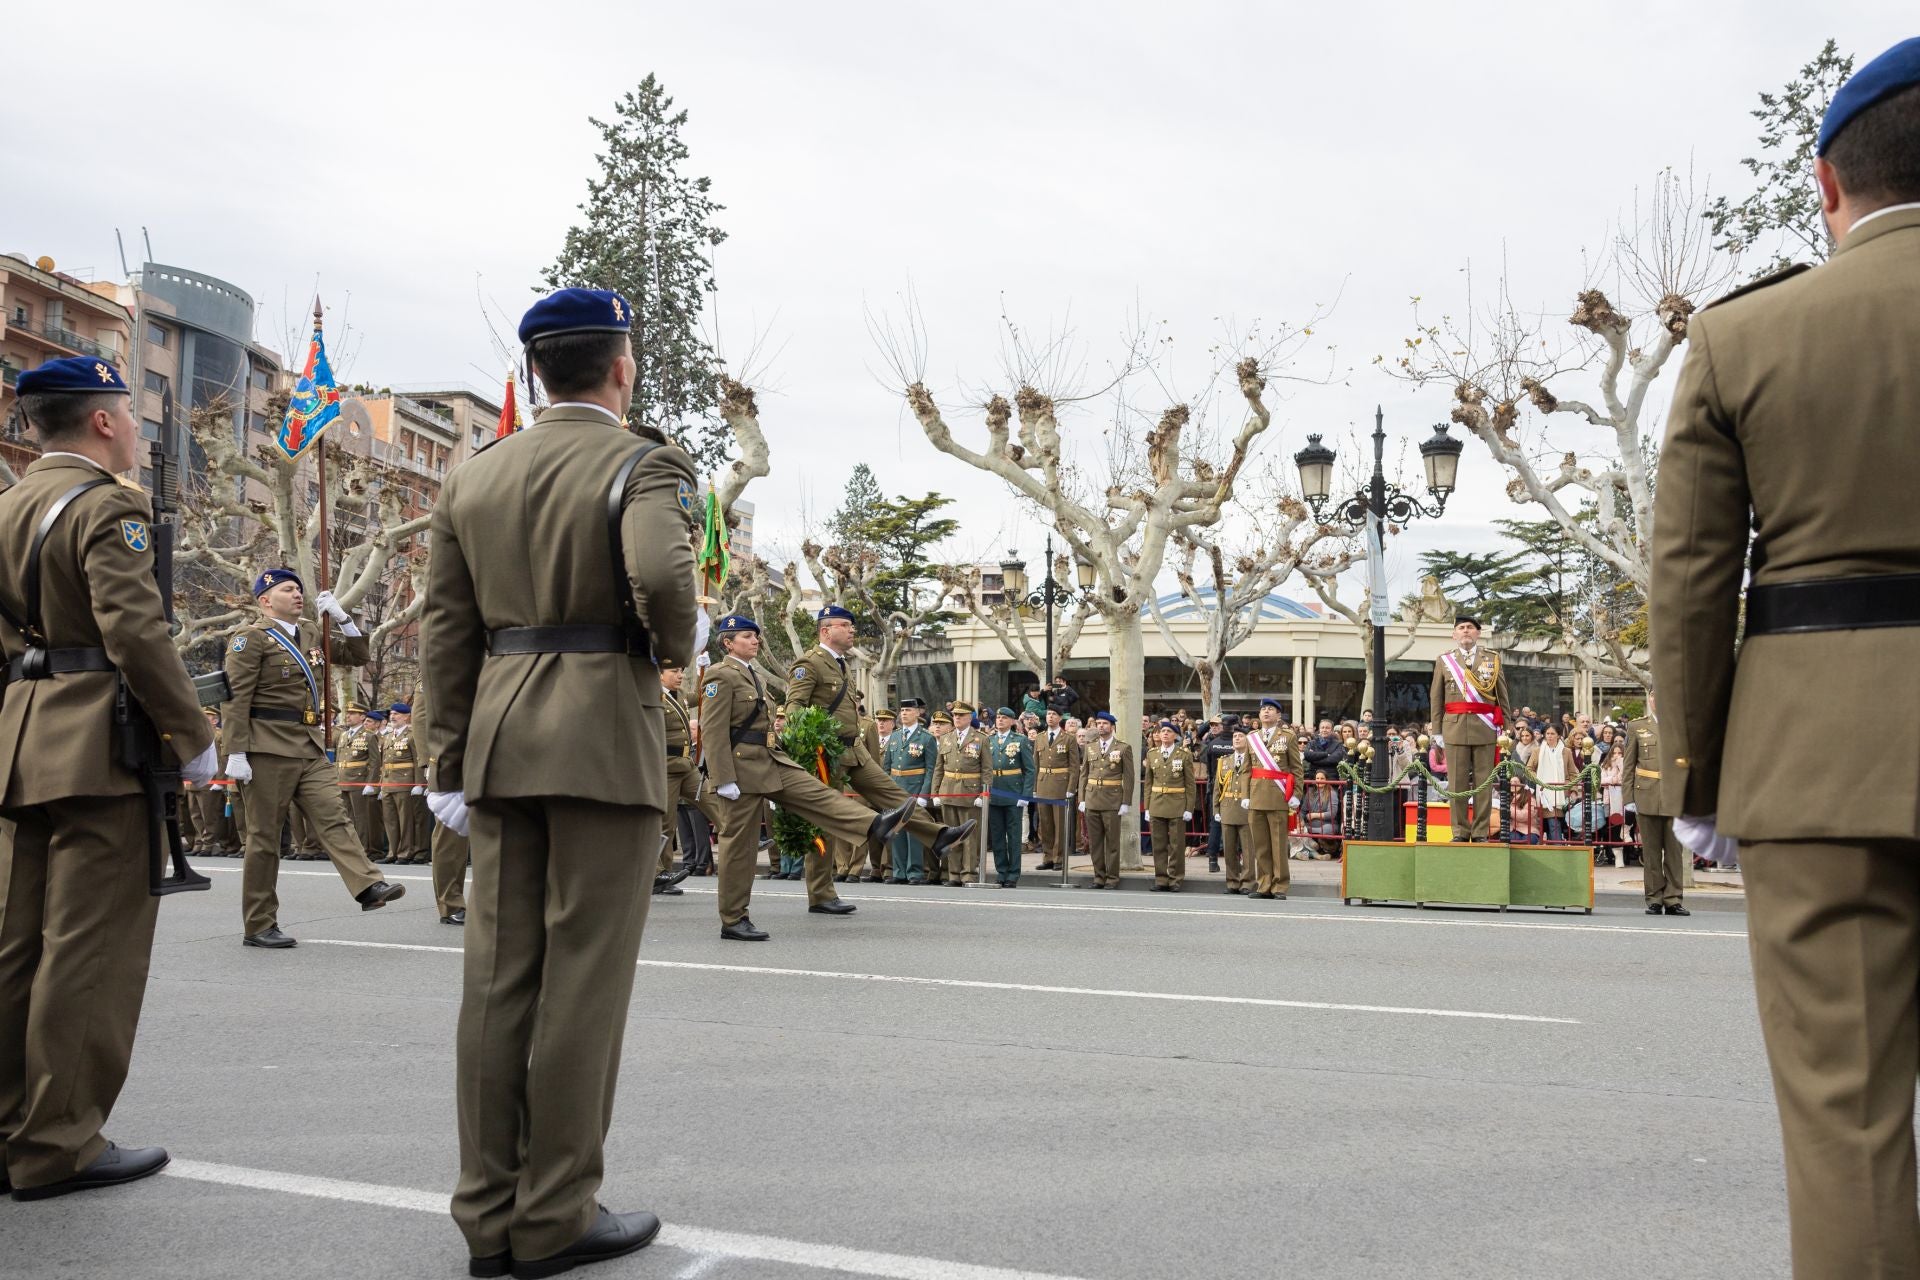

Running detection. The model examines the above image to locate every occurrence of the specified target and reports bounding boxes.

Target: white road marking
[305,939,1578,1024]
[163,1159,1095,1280]
[201,867,1747,938]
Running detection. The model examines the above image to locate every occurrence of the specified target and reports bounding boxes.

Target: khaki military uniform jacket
[1143,746,1197,818]
[700,655,804,793]
[1651,208,1920,840]
[783,645,866,756]
[1247,725,1304,811]
[1035,729,1076,800]
[1212,753,1252,826]
[0,454,212,806]
[336,723,378,785]
[664,688,696,773]
[1618,717,1673,818]
[1080,735,1135,812]
[382,723,421,787]
[421,407,698,807]
[932,725,987,801]
[1429,648,1512,747]
[222,617,368,759]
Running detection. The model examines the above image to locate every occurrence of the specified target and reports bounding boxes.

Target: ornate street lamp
[1293,408,1465,840]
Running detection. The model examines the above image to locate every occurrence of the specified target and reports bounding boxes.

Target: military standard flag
[275,308,342,461]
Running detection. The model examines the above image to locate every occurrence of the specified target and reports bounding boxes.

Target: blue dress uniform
[884,703,937,882]
[986,709,1037,886]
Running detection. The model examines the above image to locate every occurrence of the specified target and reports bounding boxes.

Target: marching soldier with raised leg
[1651,44,1920,1276]
[0,355,218,1198]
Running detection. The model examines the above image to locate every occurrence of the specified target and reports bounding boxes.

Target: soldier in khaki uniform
[380,702,427,863]
[1246,698,1304,899]
[656,659,711,890]
[930,702,988,885]
[357,708,389,857]
[190,708,238,855]
[422,288,699,1272]
[701,615,922,939]
[785,606,969,861]
[1033,710,1076,870]
[1144,720,1198,890]
[1077,711,1135,889]
[1214,729,1253,894]
[335,703,379,854]
[1619,699,1686,917]
[0,355,218,1197]
[410,697,468,928]
[1428,617,1511,841]
[222,569,402,946]
[860,710,894,882]
[1649,49,1920,1276]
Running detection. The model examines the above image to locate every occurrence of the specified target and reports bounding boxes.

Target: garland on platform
[772,706,850,861]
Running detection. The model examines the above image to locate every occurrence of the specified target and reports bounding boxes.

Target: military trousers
[453,796,658,1263]
[1638,814,1687,907]
[940,803,981,882]
[288,805,321,857]
[988,803,1024,883]
[1447,741,1496,840]
[889,826,925,881]
[1248,809,1292,895]
[240,754,386,936]
[712,766,874,925]
[191,784,235,852]
[1149,815,1186,886]
[833,836,867,879]
[345,784,383,856]
[1036,801,1064,867]
[1743,837,1920,1279]
[1219,821,1249,890]
[0,795,157,1191]
[844,747,947,848]
[1085,808,1122,886]
[431,821,469,919]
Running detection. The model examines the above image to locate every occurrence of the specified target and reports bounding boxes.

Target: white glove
[1624,802,1637,814]
[1288,795,1300,811]
[693,607,711,655]
[1181,810,1191,821]
[974,796,987,808]
[716,782,741,801]
[767,801,778,812]
[1119,804,1131,816]
[224,753,252,783]
[1017,799,1029,809]
[1241,798,1251,810]
[1077,802,1086,813]
[363,785,377,796]
[183,741,219,786]
[1675,813,1737,866]
[411,785,426,797]
[427,789,470,836]
[313,589,350,624]
[916,796,930,808]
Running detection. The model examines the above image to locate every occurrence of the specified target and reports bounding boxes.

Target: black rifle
[118,437,210,897]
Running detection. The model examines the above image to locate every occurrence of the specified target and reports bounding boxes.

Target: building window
[141,419,163,442]
[147,322,169,348]
[143,369,169,395]
[11,305,30,327]
[251,367,269,390]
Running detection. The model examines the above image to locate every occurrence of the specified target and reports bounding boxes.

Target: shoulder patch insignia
[792,666,807,680]
[120,519,150,552]
[231,636,248,653]
[676,479,695,513]
[704,681,720,699]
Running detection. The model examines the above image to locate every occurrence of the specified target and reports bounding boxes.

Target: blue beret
[252,568,303,598]
[16,356,130,396]
[816,604,855,623]
[717,613,760,635]
[1158,719,1177,730]
[518,288,634,345]
[389,702,411,715]
[1259,697,1284,711]
[1092,711,1116,725]
[1819,38,1920,155]
[365,710,388,722]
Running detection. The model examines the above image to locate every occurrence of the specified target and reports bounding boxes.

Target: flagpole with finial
[312,296,335,753]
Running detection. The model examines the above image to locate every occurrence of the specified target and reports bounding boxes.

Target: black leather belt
[6,646,112,683]
[1745,572,1920,636]
[253,706,319,725]
[488,624,643,655]
[731,730,768,747]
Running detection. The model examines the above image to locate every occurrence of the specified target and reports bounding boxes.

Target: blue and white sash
[261,624,322,718]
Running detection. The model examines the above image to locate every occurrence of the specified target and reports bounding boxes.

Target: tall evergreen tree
[545,75,730,468]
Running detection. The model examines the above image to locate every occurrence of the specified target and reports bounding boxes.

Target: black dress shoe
[469,1252,512,1278]
[1251,891,1275,900]
[657,867,690,889]
[1088,882,1106,890]
[867,799,916,843]
[243,926,297,948]
[1151,884,1169,892]
[1167,884,1182,893]
[357,881,406,910]
[809,899,857,915]
[721,917,770,941]
[886,876,906,884]
[12,1142,169,1201]
[441,910,467,926]
[511,1205,661,1279]
[1665,903,1691,916]
[1646,903,1664,915]
[653,886,684,896]
[929,820,978,858]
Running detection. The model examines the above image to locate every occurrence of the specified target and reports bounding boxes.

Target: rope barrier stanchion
[1415,771,1429,843]
[1496,760,1512,843]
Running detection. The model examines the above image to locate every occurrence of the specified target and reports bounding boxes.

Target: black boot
[929,820,978,860]
[867,800,915,843]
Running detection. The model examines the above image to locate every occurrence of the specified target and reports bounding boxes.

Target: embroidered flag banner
[275,311,342,461]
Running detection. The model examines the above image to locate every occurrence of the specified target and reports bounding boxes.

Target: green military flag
[696,486,730,596]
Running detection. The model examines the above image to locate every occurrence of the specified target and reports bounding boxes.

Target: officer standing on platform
[1429,616,1510,841]
[931,701,987,885]
[0,354,219,1198]
[987,706,1036,887]
[1246,697,1303,899]
[885,699,936,882]
[381,702,427,863]
[701,614,921,940]
[223,568,403,947]
[786,605,972,868]
[422,287,699,1274]
[1649,41,1920,1276]
[1620,696,1686,917]
[1077,711,1134,889]
[1033,709,1075,871]
[1144,720,1197,891]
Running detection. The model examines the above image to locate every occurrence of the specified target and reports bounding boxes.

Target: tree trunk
[1107,611,1146,870]
[1195,656,1221,720]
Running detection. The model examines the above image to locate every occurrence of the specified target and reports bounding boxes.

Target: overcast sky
[9,2,1910,604]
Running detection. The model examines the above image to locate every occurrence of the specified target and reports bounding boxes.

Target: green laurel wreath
[772,706,851,860]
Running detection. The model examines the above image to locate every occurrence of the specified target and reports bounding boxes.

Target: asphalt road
[3,861,1787,1280]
